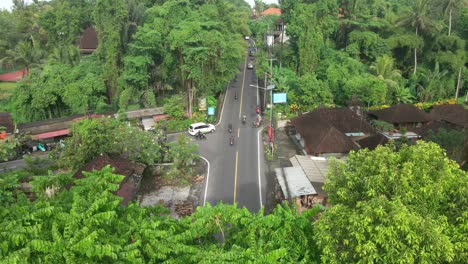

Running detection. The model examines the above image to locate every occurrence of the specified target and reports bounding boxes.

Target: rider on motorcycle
[242,115,246,124]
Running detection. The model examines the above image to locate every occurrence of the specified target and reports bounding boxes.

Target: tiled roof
[411,120,456,138]
[0,112,14,134]
[357,133,389,150]
[369,104,432,124]
[430,104,468,128]
[72,155,145,205]
[261,7,281,16]
[314,107,374,134]
[291,111,359,155]
[79,26,98,53]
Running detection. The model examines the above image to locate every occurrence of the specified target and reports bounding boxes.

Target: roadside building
[368,104,432,129]
[290,107,373,157]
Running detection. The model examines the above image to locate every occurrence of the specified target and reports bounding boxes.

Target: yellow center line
[237,127,240,138]
[239,57,247,119]
[233,151,239,203]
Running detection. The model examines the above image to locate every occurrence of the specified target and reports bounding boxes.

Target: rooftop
[275,167,317,199]
[369,104,432,124]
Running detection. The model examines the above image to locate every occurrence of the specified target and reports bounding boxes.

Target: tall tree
[318,141,467,263]
[370,54,404,102]
[94,0,128,103]
[397,0,439,75]
[437,0,468,36]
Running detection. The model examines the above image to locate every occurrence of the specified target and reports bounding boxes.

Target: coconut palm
[437,0,468,36]
[0,39,45,75]
[370,55,402,102]
[417,63,451,102]
[397,0,440,75]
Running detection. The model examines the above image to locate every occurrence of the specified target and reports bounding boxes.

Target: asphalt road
[196,48,266,212]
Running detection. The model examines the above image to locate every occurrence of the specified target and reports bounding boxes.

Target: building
[79,26,98,55]
[260,7,281,16]
[290,107,373,156]
[72,155,146,205]
[368,104,432,129]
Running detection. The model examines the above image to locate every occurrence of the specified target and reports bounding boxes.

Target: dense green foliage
[318,141,468,263]
[269,0,468,114]
[1,0,250,122]
[50,118,166,170]
[2,139,466,263]
[0,166,322,263]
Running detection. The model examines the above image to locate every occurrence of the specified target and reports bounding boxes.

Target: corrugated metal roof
[142,117,155,131]
[275,167,317,199]
[289,155,329,183]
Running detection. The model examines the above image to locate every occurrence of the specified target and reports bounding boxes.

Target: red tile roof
[72,155,146,205]
[0,70,27,82]
[261,7,281,16]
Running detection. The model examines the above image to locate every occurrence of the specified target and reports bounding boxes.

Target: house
[368,104,432,129]
[429,104,468,129]
[357,133,389,150]
[79,26,98,55]
[260,7,281,16]
[72,155,146,205]
[274,19,289,44]
[0,112,14,135]
[314,107,374,136]
[411,120,454,138]
[290,108,365,156]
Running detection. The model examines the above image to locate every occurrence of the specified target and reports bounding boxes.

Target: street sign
[199,97,207,111]
[208,107,215,116]
[273,93,287,103]
[267,84,275,90]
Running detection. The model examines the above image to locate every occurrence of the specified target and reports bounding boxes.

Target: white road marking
[201,155,211,206]
[215,83,229,127]
[257,128,263,208]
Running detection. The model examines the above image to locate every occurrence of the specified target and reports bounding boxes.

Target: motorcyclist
[242,115,246,124]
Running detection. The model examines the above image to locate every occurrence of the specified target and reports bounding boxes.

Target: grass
[0,82,16,100]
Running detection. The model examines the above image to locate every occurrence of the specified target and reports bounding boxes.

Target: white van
[188,122,215,135]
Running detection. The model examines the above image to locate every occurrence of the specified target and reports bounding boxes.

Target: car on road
[189,122,216,135]
[249,48,256,56]
[245,36,250,40]
[247,62,254,69]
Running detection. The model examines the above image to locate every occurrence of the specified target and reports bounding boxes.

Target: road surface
[197,47,267,212]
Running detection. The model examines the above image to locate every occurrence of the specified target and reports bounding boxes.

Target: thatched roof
[369,104,432,124]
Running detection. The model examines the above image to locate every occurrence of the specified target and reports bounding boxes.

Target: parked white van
[188,122,216,135]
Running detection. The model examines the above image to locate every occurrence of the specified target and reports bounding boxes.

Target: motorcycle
[229,135,234,146]
[195,132,206,140]
[228,123,232,133]
[242,115,246,125]
[234,92,238,100]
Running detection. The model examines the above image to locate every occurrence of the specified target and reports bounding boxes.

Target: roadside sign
[267,84,275,90]
[273,93,287,103]
[199,97,207,111]
[208,107,215,116]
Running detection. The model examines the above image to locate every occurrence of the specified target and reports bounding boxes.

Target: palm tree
[397,0,439,75]
[417,63,450,102]
[49,45,80,66]
[0,39,45,76]
[370,55,403,102]
[438,0,468,36]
